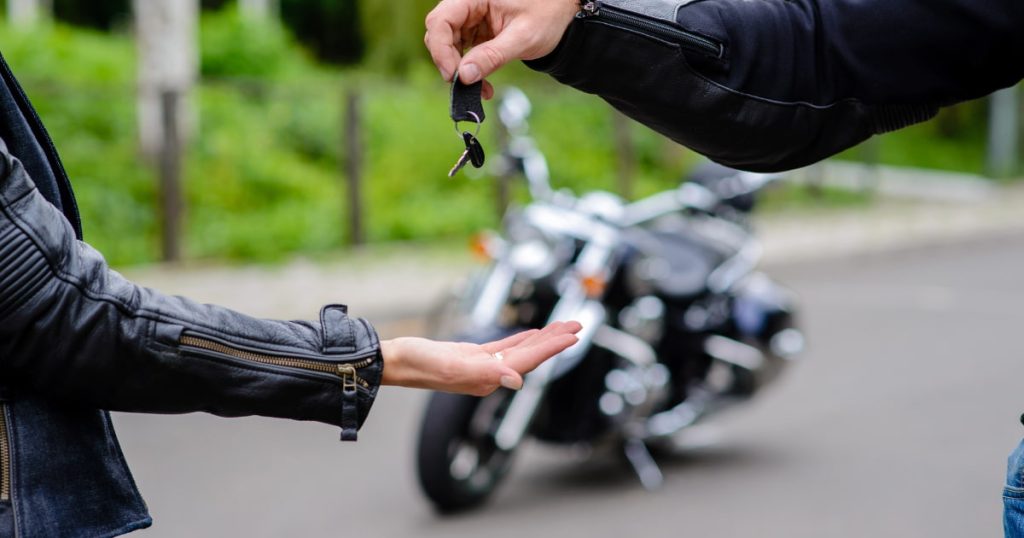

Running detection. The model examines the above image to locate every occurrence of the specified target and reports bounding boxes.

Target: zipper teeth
[1,404,10,502]
[585,4,722,58]
[180,335,372,389]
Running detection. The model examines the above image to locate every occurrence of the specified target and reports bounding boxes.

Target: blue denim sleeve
[1005,438,1024,536]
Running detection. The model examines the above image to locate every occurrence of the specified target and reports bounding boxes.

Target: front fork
[476,219,668,484]
[492,298,668,490]
[493,296,605,451]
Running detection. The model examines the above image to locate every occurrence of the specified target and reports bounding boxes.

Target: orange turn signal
[580,273,607,298]
[469,232,493,262]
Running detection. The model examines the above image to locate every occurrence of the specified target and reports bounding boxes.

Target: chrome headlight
[508,239,556,280]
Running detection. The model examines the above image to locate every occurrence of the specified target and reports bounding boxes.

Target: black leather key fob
[450,72,485,124]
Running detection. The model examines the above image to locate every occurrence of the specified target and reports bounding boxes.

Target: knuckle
[424,6,440,26]
[472,385,496,397]
[478,45,506,69]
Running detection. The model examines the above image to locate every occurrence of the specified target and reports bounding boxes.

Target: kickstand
[623,438,664,490]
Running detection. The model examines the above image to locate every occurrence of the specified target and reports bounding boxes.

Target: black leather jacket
[528,0,1024,172]
[0,52,382,537]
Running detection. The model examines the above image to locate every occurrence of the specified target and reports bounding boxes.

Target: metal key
[448,142,472,177]
[448,132,486,177]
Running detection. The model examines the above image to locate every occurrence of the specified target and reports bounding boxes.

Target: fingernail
[439,67,449,81]
[460,63,481,83]
[500,376,522,390]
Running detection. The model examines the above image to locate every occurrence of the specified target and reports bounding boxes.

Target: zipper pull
[338,364,358,392]
[579,0,600,17]
[338,364,359,441]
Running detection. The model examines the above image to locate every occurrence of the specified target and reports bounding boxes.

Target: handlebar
[495,87,782,224]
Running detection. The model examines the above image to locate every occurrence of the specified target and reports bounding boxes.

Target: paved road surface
[122,233,1024,538]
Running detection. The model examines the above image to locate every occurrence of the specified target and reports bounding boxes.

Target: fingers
[481,321,580,354]
[516,320,582,348]
[497,370,524,390]
[480,329,539,354]
[468,321,581,394]
[501,332,579,375]
[457,22,534,84]
[482,79,495,100]
[424,0,475,81]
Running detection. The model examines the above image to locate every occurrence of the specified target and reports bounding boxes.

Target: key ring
[453,111,482,138]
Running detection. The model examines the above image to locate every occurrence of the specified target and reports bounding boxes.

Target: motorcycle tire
[416,390,516,513]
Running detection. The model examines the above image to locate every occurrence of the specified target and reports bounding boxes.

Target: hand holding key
[448,72,486,177]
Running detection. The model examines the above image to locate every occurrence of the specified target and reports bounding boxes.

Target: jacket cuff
[523,19,584,76]
[320,305,383,441]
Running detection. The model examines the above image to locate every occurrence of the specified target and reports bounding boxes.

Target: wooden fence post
[7,0,50,25]
[238,0,277,20]
[494,118,512,218]
[987,85,1020,178]
[159,90,183,262]
[343,89,366,246]
[612,110,635,199]
[134,0,198,159]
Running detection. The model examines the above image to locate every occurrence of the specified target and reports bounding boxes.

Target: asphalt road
[121,233,1024,538]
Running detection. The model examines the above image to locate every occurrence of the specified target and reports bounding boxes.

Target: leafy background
[0,2,995,266]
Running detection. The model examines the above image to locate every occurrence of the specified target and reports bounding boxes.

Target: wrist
[380,339,404,387]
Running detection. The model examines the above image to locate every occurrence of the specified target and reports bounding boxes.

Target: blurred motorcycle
[417,89,805,512]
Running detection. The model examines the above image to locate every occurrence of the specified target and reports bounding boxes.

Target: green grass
[836,104,989,174]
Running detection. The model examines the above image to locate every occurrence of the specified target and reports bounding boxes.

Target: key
[464,132,485,168]
[448,145,472,177]
[448,132,486,177]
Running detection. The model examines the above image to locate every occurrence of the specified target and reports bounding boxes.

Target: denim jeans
[1004,437,1024,536]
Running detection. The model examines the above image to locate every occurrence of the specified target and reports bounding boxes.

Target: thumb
[497,367,524,390]
[458,25,531,84]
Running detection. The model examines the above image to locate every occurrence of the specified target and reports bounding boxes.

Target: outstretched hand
[424,0,578,93]
[380,321,582,396]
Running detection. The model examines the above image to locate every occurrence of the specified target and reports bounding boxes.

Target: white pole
[7,0,50,26]
[238,0,277,20]
[987,85,1020,178]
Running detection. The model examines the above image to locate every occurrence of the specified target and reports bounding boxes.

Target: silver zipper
[579,0,723,58]
[180,334,375,389]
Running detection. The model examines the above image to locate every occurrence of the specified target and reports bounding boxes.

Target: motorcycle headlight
[508,239,556,280]
[504,211,568,280]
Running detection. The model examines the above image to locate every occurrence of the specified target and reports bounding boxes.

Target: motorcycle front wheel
[416,389,517,513]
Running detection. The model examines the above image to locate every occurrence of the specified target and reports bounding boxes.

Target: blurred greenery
[0,5,1005,267]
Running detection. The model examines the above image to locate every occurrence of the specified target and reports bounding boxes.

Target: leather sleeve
[527,0,1024,172]
[0,139,383,441]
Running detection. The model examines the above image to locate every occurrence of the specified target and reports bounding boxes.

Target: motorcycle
[417,89,805,512]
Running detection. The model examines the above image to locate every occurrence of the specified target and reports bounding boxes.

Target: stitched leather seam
[2,186,377,358]
[580,17,939,112]
[0,189,215,328]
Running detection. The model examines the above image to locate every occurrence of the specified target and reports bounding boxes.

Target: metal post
[343,90,365,246]
[612,110,635,200]
[987,85,1020,178]
[495,118,511,218]
[859,136,881,194]
[7,0,49,25]
[238,0,277,19]
[159,90,183,262]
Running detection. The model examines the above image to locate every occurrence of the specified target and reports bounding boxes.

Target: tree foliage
[280,0,364,65]
[53,0,131,30]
